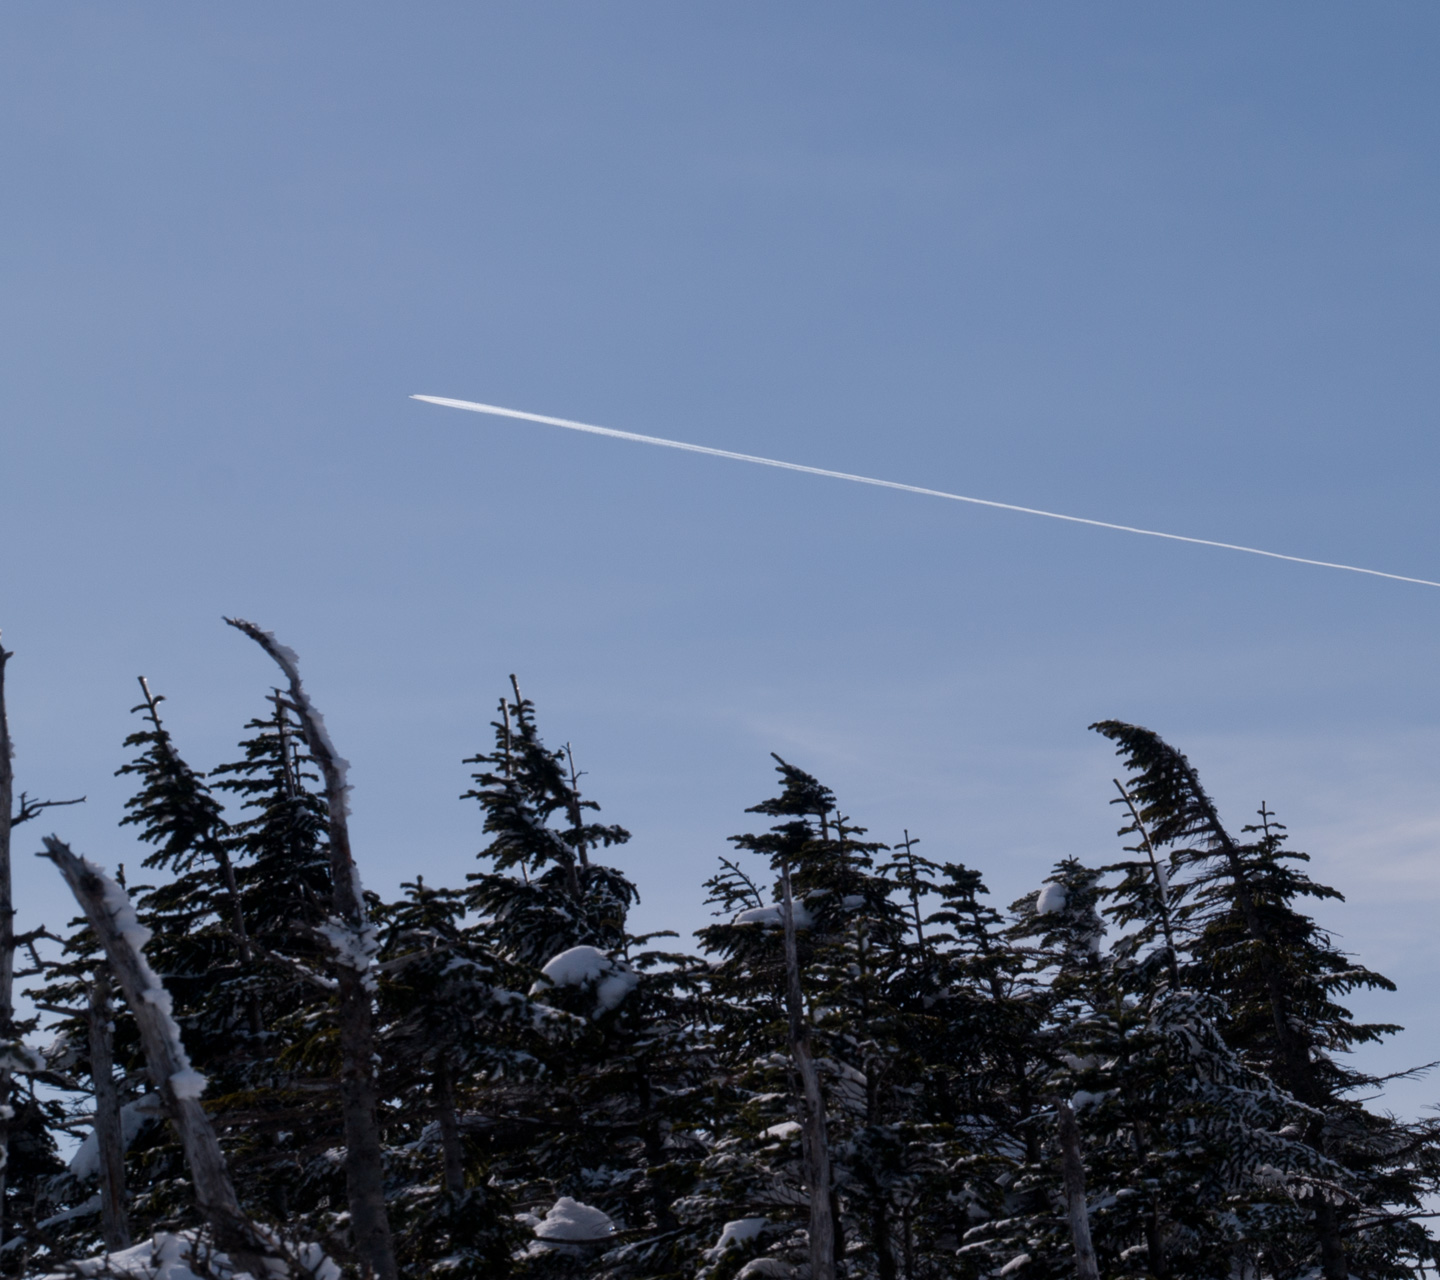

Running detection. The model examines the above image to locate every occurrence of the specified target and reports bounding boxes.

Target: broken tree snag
[0,637,80,1248]
[87,968,131,1251]
[1056,1099,1100,1280]
[40,838,278,1277]
[224,619,398,1280]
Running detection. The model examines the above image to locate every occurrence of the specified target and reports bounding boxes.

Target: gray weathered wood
[42,838,278,1277]
[226,619,398,1280]
[87,969,131,1251]
[1056,1099,1100,1280]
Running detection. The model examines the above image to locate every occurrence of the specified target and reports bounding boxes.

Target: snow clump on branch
[533,945,638,1017]
[69,1095,164,1180]
[318,917,380,989]
[532,1196,616,1250]
[1035,883,1067,915]
[703,1217,769,1268]
[732,901,814,930]
[34,1229,341,1280]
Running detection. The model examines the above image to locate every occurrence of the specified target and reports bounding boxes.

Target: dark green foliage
[464,685,636,968]
[12,666,1437,1280]
[696,757,968,1280]
[373,877,523,1277]
[1095,719,1440,1280]
[211,695,334,955]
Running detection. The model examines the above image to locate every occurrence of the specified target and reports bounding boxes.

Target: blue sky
[3,4,1440,1106]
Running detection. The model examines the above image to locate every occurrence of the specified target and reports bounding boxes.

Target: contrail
[412,394,1440,590]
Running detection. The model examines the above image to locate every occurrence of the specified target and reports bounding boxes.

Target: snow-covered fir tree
[1095,720,1440,1280]
[3,632,1438,1280]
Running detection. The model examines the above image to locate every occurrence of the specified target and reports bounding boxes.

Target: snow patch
[762,1121,801,1140]
[732,903,814,930]
[595,969,639,1012]
[69,1095,164,1180]
[710,1218,767,1253]
[538,946,610,987]
[533,946,639,1017]
[318,917,380,988]
[1035,884,1066,915]
[533,1196,616,1244]
[705,1217,769,1267]
[169,1069,207,1100]
[0,1043,47,1075]
[34,1229,340,1280]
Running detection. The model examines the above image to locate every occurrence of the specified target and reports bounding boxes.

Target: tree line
[0,622,1436,1280]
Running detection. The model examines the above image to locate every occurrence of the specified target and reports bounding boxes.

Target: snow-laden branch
[41,842,205,1102]
[317,917,380,990]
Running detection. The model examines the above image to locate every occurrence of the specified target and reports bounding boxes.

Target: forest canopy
[0,625,1434,1280]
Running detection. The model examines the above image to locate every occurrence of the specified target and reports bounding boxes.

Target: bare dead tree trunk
[227,619,398,1280]
[42,839,277,1276]
[0,639,83,1251]
[87,968,131,1250]
[1056,1100,1100,1280]
[781,857,835,1280]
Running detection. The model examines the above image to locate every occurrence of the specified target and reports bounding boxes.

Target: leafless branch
[11,793,85,828]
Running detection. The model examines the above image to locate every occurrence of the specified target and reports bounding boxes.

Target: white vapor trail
[412,395,1440,590]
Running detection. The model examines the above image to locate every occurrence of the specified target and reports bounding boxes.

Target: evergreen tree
[106,685,333,1238]
[460,682,717,1279]
[119,679,262,1109]
[1094,720,1440,1280]
[375,877,524,1279]
[964,855,1330,1280]
[465,680,636,967]
[917,859,1052,1273]
[696,757,952,1280]
[11,632,1440,1280]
